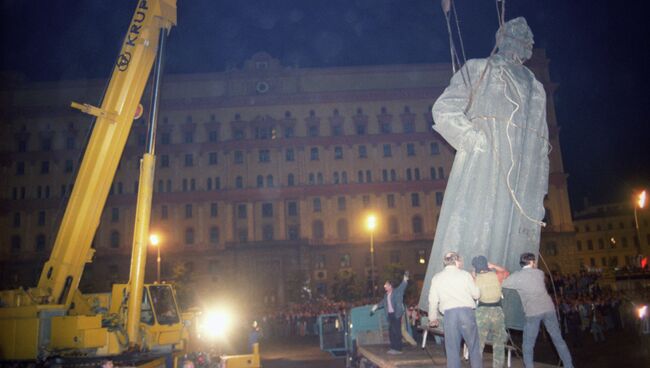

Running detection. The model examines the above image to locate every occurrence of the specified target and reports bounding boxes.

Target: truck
[0,1,187,365]
[318,291,531,368]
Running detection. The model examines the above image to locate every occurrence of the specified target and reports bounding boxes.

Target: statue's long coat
[418,55,550,312]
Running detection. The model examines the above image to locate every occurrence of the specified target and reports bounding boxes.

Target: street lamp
[634,190,647,256]
[366,214,377,297]
[150,233,161,283]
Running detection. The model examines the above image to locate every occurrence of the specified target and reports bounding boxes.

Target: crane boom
[35,0,176,309]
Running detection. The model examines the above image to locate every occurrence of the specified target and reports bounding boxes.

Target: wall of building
[0,50,574,306]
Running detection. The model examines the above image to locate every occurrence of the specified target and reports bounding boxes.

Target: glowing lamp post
[150,233,161,283]
[635,190,647,256]
[366,214,377,297]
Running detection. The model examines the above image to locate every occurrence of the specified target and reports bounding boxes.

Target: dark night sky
[1,0,648,211]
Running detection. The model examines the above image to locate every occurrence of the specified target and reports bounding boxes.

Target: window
[185,204,193,218]
[356,123,366,135]
[362,195,370,208]
[380,121,392,134]
[576,240,582,251]
[337,197,346,211]
[334,146,343,159]
[13,212,21,227]
[288,225,300,240]
[339,254,351,268]
[111,208,119,222]
[161,132,171,145]
[435,192,444,206]
[234,150,244,164]
[438,167,445,179]
[342,172,348,183]
[387,194,395,208]
[622,236,628,248]
[161,155,170,168]
[237,204,247,219]
[313,198,322,212]
[309,173,315,185]
[266,175,274,187]
[257,175,264,188]
[287,201,298,216]
[412,216,423,234]
[209,130,219,142]
[337,219,349,240]
[184,131,194,144]
[206,178,213,191]
[313,220,324,239]
[235,176,243,189]
[110,231,120,248]
[389,216,399,234]
[215,177,221,189]
[390,170,396,181]
[209,227,220,245]
[233,128,245,140]
[365,170,372,183]
[284,126,295,138]
[64,160,74,173]
[210,203,218,217]
[41,161,50,174]
[315,255,326,269]
[333,172,340,184]
[262,224,274,241]
[310,147,319,161]
[406,143,416,156]
[598,238,605,249]
[587,240,593,250]
[41,138,52,151]
[35,234,46,251]
[37,211,46,226]
[184,154,194,167]
[262,203,274,217]
[259,149,270,162]
[383,144,392,157]
[317,172,323,184]
[308,124,319,137]
[185,228,195,245]
[430,142,440,155]
[209,152,218,165]
[358,170,364,183]
[358,145,367,158]
[182,179,188,192]
[15,162,25,175]
[11,235,21,252]
[288,173,295,186]
[161,205,168,219]
[411,193,420,207]
[406,168,412,181]
[285,148,295,162]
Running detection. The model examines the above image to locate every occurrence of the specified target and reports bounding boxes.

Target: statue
[419,17,550,311]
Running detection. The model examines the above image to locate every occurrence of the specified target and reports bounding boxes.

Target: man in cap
[502,253,573,368]
[428,252,482,368]
[472,255,509,368]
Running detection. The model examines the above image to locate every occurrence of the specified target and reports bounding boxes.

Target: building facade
[570,201,649,273]
[0,50,574,306]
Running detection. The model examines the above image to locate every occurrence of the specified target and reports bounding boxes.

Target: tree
[285,269,311,304]
[331,269,364,302]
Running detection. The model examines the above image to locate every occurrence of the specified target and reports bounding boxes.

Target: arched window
[110,231,120,248]
[337,219,349,240]
[412,216,423,234]
[256,175,264,188]
[313,220,324,240]
[185,228,195,245]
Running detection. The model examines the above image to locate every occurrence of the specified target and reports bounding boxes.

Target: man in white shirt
[428,251,482,368]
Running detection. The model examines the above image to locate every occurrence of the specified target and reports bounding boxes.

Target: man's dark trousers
[388,312,403,351]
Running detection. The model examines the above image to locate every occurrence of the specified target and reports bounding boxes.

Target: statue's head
[496,17,534,63]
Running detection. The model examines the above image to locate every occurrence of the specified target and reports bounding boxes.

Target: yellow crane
[0,0,186,364]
